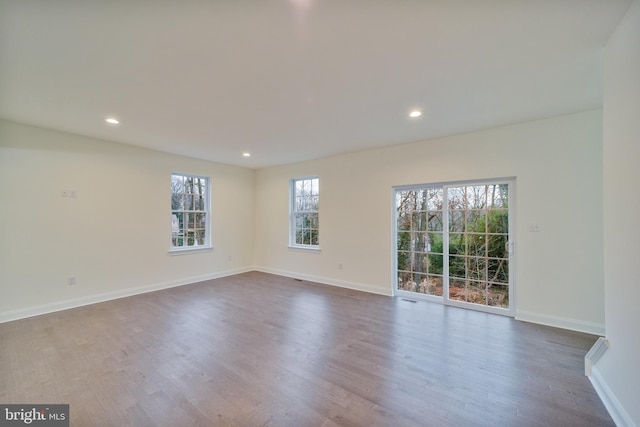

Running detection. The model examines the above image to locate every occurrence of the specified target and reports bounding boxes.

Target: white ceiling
[0,0,632,169]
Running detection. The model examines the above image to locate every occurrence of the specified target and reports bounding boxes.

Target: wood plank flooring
[0,272,613,426]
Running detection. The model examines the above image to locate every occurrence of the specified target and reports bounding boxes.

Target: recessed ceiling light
[105,117,120,125]
[409,110,422,118]
[242,152,251,157]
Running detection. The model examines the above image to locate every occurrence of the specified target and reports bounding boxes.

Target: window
[395,179,514,316]
[171,173,210,250]
[290,177,319,248]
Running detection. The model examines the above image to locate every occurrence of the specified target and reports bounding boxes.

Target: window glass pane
[488,235,508,258]
[488,284,509,307]
[448,187,466,210]
[449,211,464,232]
[449,255,466,278]
[398,271,413,292]
[488,259,509,283]
[172,212,183,246]
[397,214,411,231]
[195,229,205,246]
[426,188,443,211]
[426,233,443,253]
[466,210,486,233]
[487,209,508,233]
[412,211,428,232]
[403,273,426,294]
[428,254,443,274]
[467,257,487,281]
[397,251,410,271]
[427,212,443,231]
[448,233,465,255]
[488,184,509,208]
[411,252,427,274]
[195,213,206,228]
[467,234,486,257]
[449,279,467,301]
[465,186,487,209]
[411,231,428,253]
[397,232,411,251]
[310,213,319,229]
[427,275,443,296]
[468,281,487,305]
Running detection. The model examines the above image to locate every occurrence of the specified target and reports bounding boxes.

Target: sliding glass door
[395,180,514,316]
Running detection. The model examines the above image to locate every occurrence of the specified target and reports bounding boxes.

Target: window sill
[288,245,321,253]
[169,246,213,256]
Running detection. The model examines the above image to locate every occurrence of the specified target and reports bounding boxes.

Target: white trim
[585,337,609,376]
[254,266,393,297]
[287,245,321,253]
[0,267,252,324]
[590,367,636,427]
[169,246,214,255]
[392,176,516,191]
[1,269,607,340]
[445,298,513,317]
[516,310,605,336]
[395,289,444,303]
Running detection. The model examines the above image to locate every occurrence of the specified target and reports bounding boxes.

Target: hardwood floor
[1,272,613,426]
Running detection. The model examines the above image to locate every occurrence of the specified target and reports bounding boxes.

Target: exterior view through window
[395,181,513,315]
[291,177,319,247]
[171,173,210,250]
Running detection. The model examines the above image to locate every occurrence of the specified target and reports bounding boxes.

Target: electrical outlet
[528,224,541,232]
[61,190,68,197]
[69,190,77,198]
[67,276,76,286]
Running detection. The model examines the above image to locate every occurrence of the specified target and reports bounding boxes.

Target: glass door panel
[444,183,511,311]
[395,180,513,316]
[395,188,444,297]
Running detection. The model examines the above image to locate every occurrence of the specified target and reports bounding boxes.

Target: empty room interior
[1,1,639,426]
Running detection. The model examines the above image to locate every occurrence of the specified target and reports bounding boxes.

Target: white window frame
[170,172,212,253]
[289,176,320,251]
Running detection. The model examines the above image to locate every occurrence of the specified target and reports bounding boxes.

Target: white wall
[595,1,640,425]
[0,120,255,320]
[255,110,605,334]
[1,109,606,336]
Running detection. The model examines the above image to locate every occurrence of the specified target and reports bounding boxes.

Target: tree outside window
[291,177,319,247]
[171,173,210,250]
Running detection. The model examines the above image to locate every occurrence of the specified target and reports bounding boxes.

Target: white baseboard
[1,269,606,341]
[0,267,253,324]
[516,310,605,336]
[585,337,609,376]
[254,266,393,297]
[590,367,636,427]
